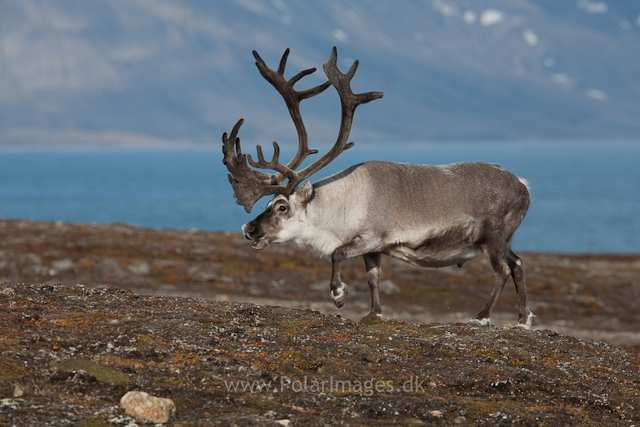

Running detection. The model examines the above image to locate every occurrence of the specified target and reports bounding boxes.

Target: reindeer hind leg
[507,248,535,329]
[363,253,383,317]
[470,245,511,327]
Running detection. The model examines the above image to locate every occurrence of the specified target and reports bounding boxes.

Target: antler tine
[247,141,299,183]
[289,46,384,184]
[276,48,289,75]
[324,46,384,108]
[248,141,280,168]
[298,80,332,101]
[222,118,243,142]
[221,118,244,165]
[345,59,358,81]
[290,67,316,85]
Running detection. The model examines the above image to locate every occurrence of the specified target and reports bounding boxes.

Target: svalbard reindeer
[221,47,534,329]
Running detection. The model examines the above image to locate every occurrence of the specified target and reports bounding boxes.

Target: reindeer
[222,47,534,329]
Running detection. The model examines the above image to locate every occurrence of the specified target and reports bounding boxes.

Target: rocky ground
[1,218,639,426]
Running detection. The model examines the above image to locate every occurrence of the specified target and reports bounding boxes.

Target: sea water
[1,141,638,253]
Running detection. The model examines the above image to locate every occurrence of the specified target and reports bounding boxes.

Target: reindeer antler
[252,49,331,177]
[222,47,383,213]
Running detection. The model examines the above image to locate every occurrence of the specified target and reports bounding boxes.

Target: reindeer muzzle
[242,223,269,250]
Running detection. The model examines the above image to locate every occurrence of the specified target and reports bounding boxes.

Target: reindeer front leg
[330,237,378,309]
[330,246,350,308]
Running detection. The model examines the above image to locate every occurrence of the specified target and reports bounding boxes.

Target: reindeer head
[240,182,313,250]
[222,47,383,248]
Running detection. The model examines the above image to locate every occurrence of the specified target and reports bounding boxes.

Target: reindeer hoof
[514,312,536,330]
[469,317,491,327]
[331,283,348,308]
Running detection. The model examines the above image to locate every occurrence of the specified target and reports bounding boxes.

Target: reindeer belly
[384,244,482,268]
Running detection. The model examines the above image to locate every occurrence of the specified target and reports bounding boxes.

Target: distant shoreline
[0,216,637,256]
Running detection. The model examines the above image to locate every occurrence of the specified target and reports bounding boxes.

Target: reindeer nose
[242,224,255,239]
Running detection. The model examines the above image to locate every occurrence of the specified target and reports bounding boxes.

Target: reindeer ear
[296,181,314,205]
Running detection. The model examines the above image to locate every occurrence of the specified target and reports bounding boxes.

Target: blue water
[1,141,638,253]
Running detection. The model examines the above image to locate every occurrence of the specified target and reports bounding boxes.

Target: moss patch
[56,359,129,385]
[0,355,28,378]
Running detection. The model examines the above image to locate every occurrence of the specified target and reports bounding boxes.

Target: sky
[1,0,640,147]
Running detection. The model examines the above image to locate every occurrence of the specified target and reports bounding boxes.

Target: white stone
[120,391,176,424]
[13,385,24,398]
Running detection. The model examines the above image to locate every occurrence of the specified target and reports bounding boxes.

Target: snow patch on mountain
[463,10,477,25]
[586,89,607,101]
[577,1,608,15]
[522,29,539,47]
[480,9,505,27]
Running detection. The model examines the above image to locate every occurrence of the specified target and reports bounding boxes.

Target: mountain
[2,0,640,147]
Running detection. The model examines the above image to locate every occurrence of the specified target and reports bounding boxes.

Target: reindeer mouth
[243,223,268,249]
[251,238,269,250]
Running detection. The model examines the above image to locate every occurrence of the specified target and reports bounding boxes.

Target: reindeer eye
[278,205,287,212]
